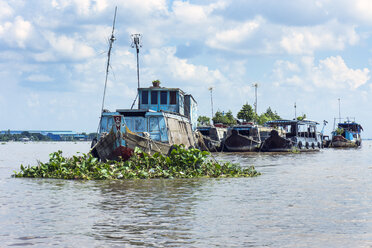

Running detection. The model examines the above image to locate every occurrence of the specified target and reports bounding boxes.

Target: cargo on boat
[329,119,363,148]
[260,120,321,152]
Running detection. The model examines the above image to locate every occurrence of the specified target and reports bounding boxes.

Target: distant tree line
[197,103,282,126]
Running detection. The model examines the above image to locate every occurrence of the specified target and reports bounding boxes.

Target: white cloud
[0,16,33,48]
[51,0,108,15]
[27,74,54,82]
[143,47,226,86]
[312,56,370,89]
[33,32,95,61]
[273,56,370,90]
[0,0,13,20]
[118,0,168,17]
[280,20,359,55]
[207,18,262,51]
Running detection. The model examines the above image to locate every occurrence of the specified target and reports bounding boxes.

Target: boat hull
[91,128,171,161]
[330,135,361,148]
[260,130,320,152]
[223,131,260,152]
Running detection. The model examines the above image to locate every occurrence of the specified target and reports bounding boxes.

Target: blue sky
[1,0,371,137]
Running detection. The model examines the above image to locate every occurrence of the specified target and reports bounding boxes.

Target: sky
[1,0,372,137]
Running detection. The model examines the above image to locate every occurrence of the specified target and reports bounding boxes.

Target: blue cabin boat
[330,119,363,147]
[92,81,198,161]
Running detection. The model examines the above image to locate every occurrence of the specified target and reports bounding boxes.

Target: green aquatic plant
[13,145,260,180]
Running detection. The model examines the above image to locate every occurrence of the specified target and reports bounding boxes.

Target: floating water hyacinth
[14,145,260,180]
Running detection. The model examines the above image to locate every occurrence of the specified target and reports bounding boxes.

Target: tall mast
[338,98,341,122]
[97,7,117,136]
[294,102,297,119]
[209,87,214,120]
[100,6,117,115]
[252,83,258,115]
[130,34,142,109]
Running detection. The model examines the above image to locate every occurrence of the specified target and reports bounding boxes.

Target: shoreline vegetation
[13,145,260,180]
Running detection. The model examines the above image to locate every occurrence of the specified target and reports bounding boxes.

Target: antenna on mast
[97,6,117,136]
[130,33,142,109]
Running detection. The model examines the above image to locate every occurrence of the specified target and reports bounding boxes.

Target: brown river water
[0,141,371,247]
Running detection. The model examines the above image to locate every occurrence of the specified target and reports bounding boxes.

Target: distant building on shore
[0,130,91,141]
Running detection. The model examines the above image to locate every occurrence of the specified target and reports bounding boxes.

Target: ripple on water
[1,142,372,247]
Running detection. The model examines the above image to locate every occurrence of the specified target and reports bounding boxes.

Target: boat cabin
[336,122,363,139]
[98,82,197,148]
[138,82,197,130]
[330,120,363,147]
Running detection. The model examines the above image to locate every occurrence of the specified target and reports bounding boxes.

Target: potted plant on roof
[152,79,161,87]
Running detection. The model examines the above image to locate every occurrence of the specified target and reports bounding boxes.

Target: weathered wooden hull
[259,131,294,152]
[196,126,227,152]
[198,136,223,152]
[91,128,171,161]
[330,135,361,148]
[223,132,260,152]
[122,130,171,154]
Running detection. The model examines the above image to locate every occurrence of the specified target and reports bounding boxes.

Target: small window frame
[170,91,177,105]
[151,91,158,105]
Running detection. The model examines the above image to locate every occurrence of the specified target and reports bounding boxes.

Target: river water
[0,141,371,247]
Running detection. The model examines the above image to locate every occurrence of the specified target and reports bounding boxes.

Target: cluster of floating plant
[14,145,260,180]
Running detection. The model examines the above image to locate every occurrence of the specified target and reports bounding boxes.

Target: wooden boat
[260,120,321,152]
[196,124,227,152]
[91,82,198,161]
[222,124,260,152]
[330,120,363,148]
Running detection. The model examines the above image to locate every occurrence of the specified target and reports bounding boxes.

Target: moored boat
[92,82,198,161]
[330,119,363,148]
[196,124,227,152]
[223,124,260,152]
[260,119,321,152]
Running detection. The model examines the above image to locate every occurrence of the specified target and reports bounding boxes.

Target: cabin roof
[266,119,319,125]
[138,86,185,94]
[338,122,363,130]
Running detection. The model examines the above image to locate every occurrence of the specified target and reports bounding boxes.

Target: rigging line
[130,93,139,109]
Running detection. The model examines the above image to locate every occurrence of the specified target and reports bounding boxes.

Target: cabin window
[170,91,177,105]
[151,91,158,105]
[160,91,167,105]
[141,91,148,104]
[238,130,250,136]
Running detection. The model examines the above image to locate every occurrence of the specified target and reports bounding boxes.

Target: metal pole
[338,98,341,122]
[136,45,140,108]
[130,34,142,110]
[253,83,258,115]
[209,87,214,119]
[294,102,297,119]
